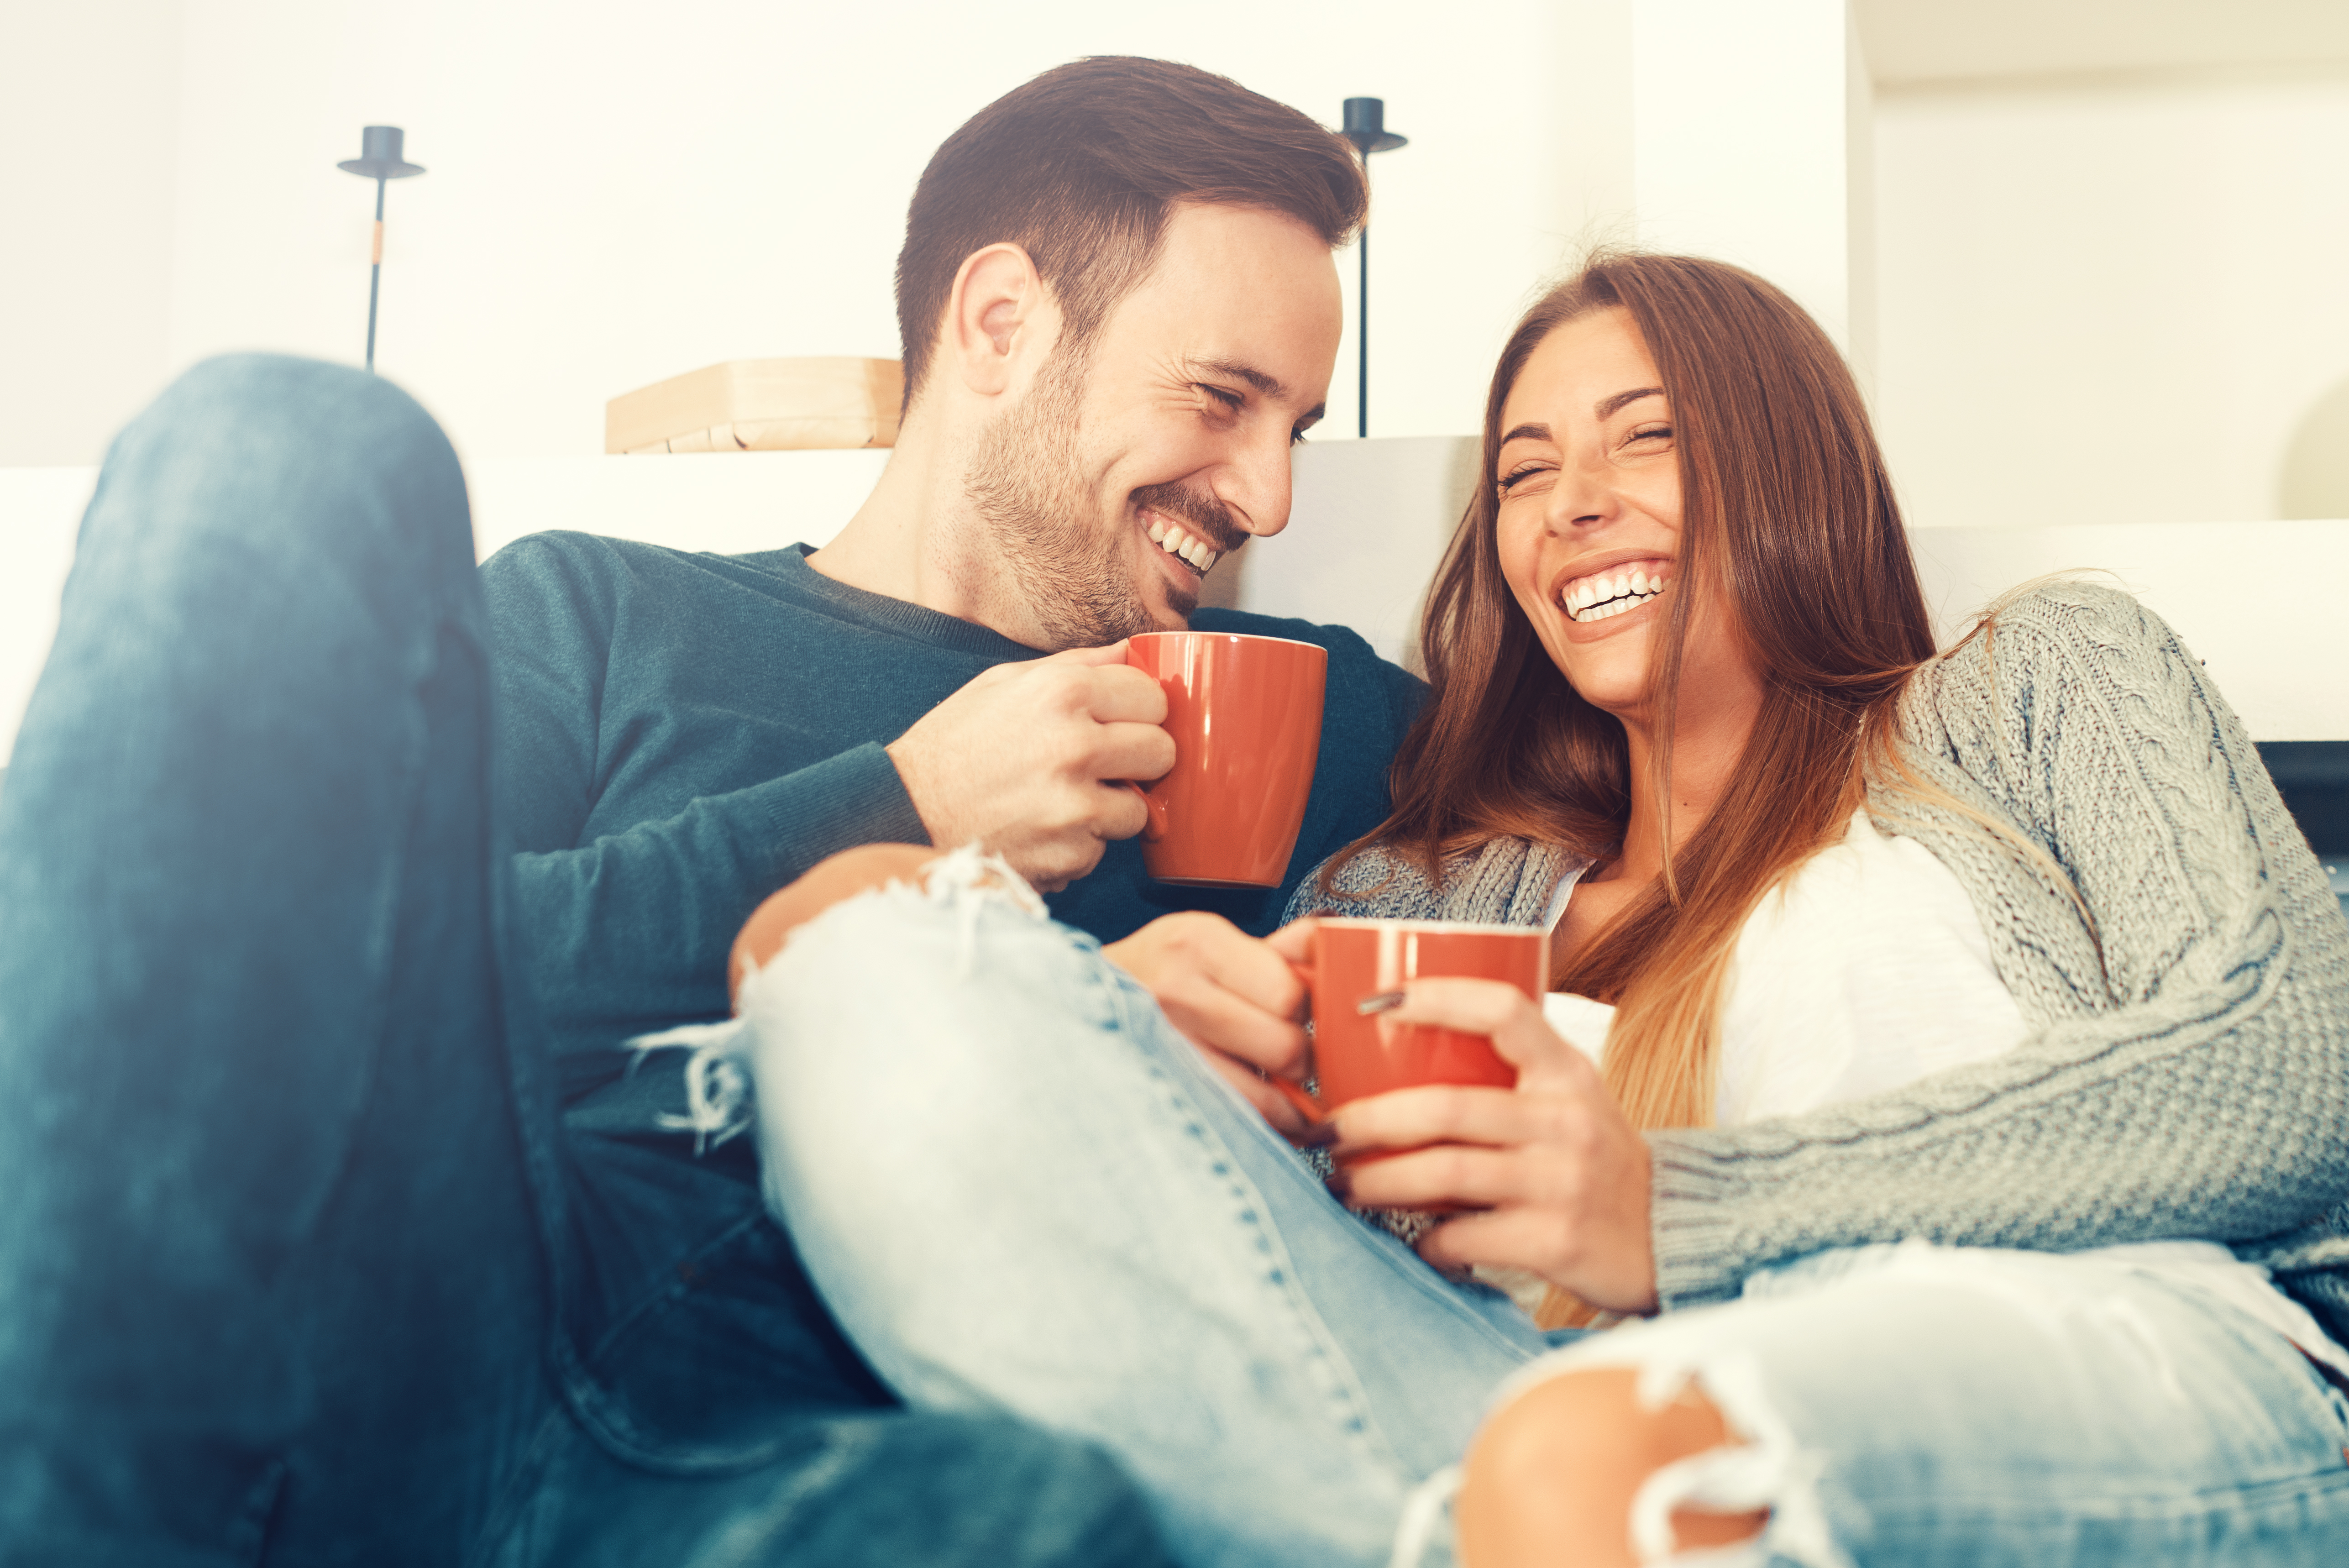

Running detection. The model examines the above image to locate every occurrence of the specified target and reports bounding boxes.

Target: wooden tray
[606,358,902,454]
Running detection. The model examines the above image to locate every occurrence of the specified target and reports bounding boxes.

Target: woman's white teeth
[1565,565,1669,621]
[1151,516,1217,572]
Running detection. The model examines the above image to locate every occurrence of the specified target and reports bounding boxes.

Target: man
[488,56,1411,1127]
[0,58,1411,1563]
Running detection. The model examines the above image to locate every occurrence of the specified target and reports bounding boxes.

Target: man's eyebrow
[1596,386,1665,420]
[1190,357,1288,401]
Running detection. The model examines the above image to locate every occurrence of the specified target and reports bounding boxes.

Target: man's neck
[806,420,972,613]
[809,414,1062,650]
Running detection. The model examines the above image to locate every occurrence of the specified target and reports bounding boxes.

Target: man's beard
[962,357,1247,650]
[963,358,1158,650]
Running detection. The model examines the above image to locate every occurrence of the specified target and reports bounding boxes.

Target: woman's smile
[1552,554,1674,625]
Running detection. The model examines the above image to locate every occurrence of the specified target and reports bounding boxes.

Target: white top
[1537,810,2349,1382]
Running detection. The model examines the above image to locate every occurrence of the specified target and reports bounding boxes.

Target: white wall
[21,0,2349,540]
[1872,71,2349,529]
[1633,0,1875,374]
[2,0,1641,470]
[0,0,182,468]
[1857,0,2349,85]
[17,2,2349,744]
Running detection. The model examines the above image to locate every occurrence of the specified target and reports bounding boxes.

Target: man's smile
[1142,504,1222,576]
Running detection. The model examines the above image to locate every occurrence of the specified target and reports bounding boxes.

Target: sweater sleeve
[484,535,929,1051]
[1644,584,2349,1314]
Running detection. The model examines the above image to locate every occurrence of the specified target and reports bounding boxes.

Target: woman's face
[1493,308,1755,731]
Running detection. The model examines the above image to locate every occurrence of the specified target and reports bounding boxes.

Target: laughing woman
[711,254,2349,1568]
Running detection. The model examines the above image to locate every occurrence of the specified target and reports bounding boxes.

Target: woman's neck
[1591,702,1757,888]
[1556,700,1757,971]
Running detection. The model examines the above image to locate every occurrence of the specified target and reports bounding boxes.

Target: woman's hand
[1105,914,1318,1136]
[1327,978,1659,1316]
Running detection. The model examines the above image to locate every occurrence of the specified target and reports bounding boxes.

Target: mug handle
[1125,781,1170,844]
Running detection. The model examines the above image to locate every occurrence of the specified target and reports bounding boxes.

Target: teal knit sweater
[1285,584,2349,1338]
[481,531,1423,1127]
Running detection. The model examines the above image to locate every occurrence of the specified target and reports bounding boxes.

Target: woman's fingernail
[1355,989,1407,1017]
[1327,1168,1354,1200]
[1292,1118,1339,1148]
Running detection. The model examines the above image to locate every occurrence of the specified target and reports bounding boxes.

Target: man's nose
[1222,426,1296,539]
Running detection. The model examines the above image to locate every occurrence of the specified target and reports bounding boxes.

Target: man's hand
[1325,979,1658,1315]
[886,644,1176,892]
[1105,915,1317,1135]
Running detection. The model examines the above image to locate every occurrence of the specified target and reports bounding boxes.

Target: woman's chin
[1546,637,1654,715]
[1571,683,1647,724]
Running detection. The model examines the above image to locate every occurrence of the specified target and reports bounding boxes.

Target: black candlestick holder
[337,126,426,373]
[1340,98,1407,439]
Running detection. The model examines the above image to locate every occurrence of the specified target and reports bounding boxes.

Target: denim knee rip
[1446,1345,1845,1568]
[627,842,1043,1150]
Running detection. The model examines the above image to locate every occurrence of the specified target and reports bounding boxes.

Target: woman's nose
[1543,458,1616,533]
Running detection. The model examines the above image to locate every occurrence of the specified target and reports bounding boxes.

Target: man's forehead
[1109,211,1341,402]
[1150,202,1331,285]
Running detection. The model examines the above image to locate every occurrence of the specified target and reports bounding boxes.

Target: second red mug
[1301,918,1548,1114]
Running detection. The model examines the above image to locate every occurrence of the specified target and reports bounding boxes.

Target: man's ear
[944,243,1056,399]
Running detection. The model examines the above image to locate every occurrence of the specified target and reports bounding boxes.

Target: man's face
[965,202,1344,649]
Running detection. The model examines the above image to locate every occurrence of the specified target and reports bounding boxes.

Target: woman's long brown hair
[1327,252,1936,1145]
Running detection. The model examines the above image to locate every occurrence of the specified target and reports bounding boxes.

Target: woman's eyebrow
[1595,387,1665,420]
[1498,422,1551,446]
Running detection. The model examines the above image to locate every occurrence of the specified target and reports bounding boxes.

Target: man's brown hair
[893,57,1367,409]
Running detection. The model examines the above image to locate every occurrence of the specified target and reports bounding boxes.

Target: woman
[700,253,2349,1567]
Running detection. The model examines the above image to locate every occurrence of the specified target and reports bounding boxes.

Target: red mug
[1125,632,1327,887]
[1287,918,1547,1120]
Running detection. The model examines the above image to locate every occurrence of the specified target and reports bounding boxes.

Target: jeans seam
[257,619,450,1288]
[463,1402,577,1568]
[579,1207,771,1369]
[226,1458,290,1567]
[554,1208,818,1477]
[1840,1463,2349,1536]
[1099,959,1542,1367]
[1093,955,1417,1489]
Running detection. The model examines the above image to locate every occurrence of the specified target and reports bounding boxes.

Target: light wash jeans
[737,855,2349,1567]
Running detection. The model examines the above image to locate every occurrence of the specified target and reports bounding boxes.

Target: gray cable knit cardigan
[1283,583,2349,1338]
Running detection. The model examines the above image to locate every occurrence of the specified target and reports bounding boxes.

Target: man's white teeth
[1564,565,1670,622]
[1149,516,1218,572]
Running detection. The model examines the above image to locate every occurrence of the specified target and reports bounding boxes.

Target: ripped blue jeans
[711,854,2349,1567]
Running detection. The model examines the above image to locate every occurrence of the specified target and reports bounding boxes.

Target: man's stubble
[962,352,1167,651]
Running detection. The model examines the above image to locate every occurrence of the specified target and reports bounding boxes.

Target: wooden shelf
[606,358,902,454]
